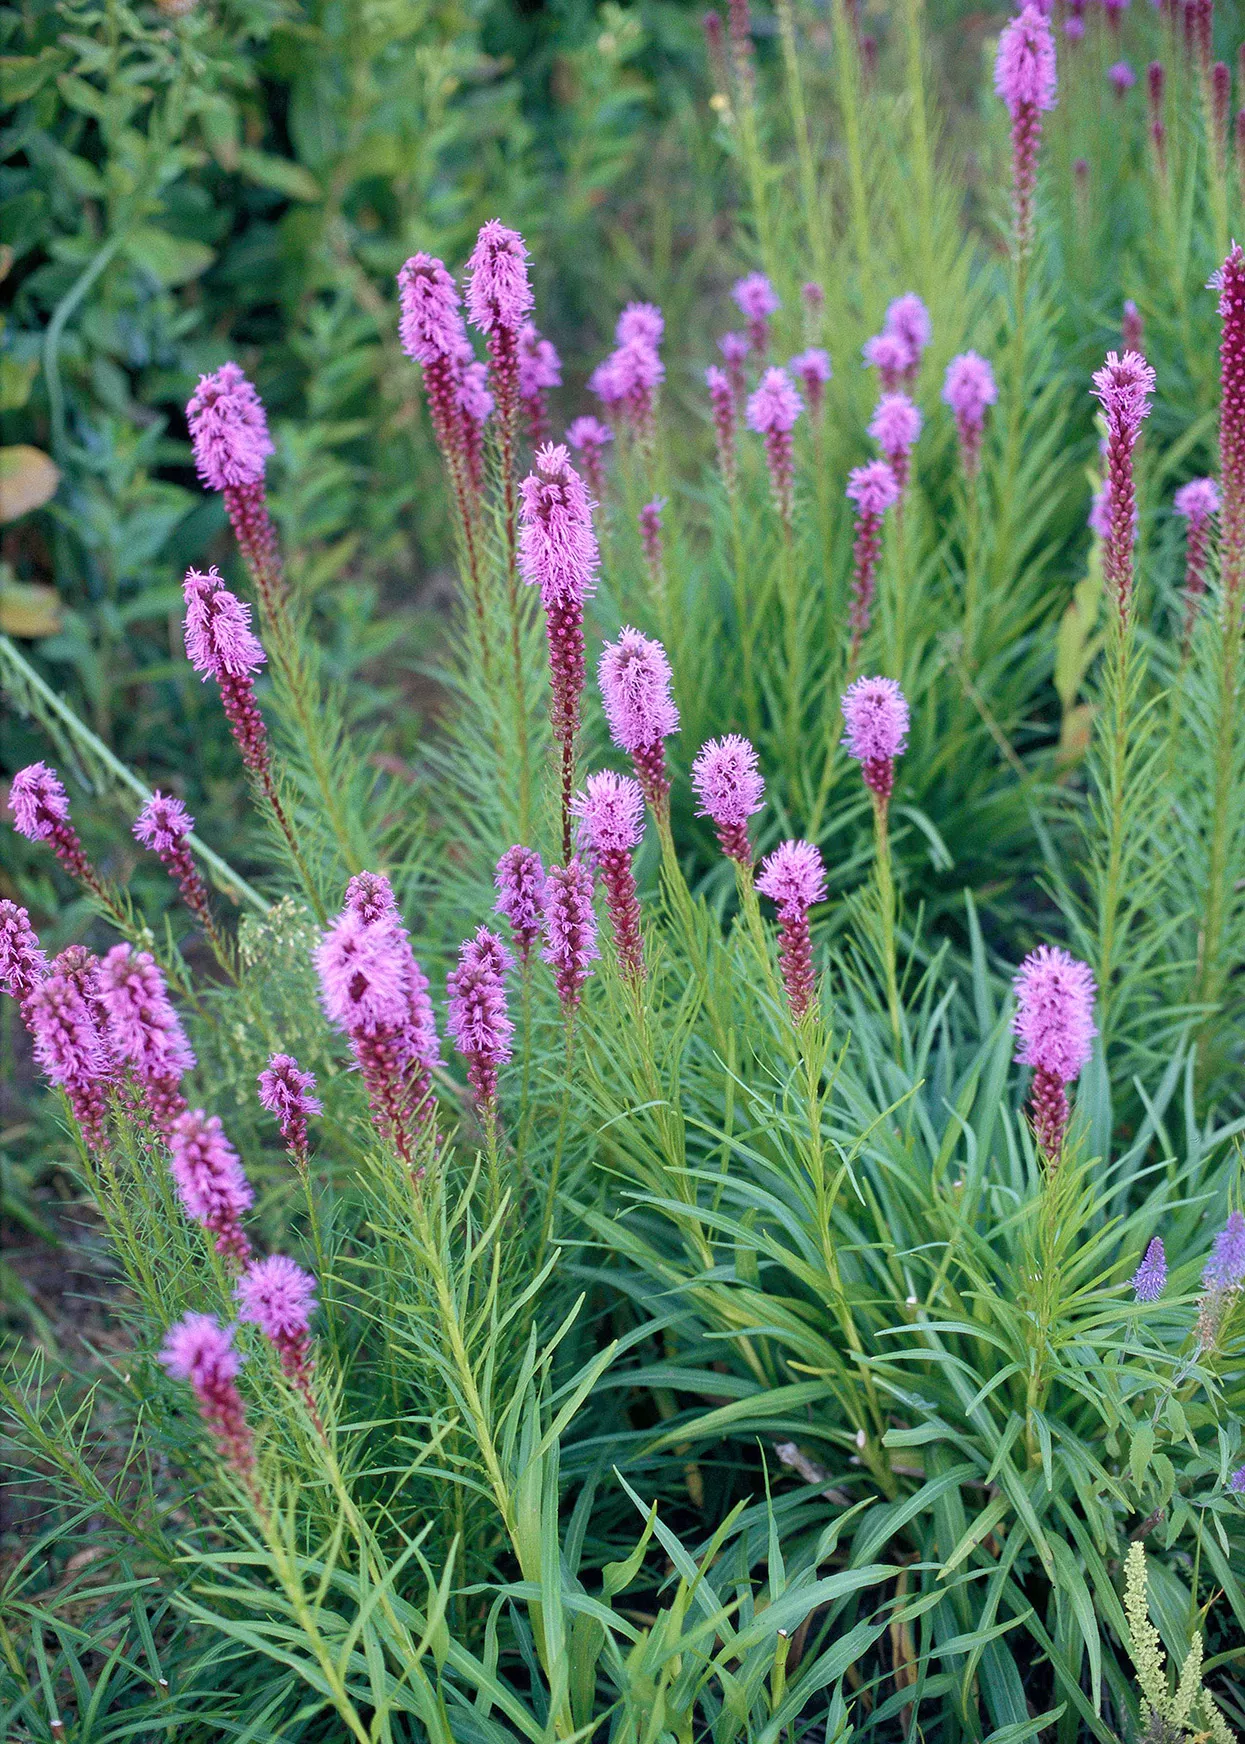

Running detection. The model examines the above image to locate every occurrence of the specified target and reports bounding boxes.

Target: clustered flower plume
[1131,1237,1167,1303]
[756,839,827,1020]
[235,1254,320,1425]
[639,497,667,604]
[397,253,483,496]
[1109,59,1136,97]
[845,462,900,657]
[789,348,832,420]
[590,304,665,442]
[566,415,613,501]
[315,873,440,1170]
[542,860,599,1011]
[9,763,106,900]
[691,734,765,865]
[1122,299,1144,354]
[942,352,998,479]
[257,1054,321,1170]
[518,322,561,444]
[572,771,646,982]
[447,927,514,1114]
[706,365,738,488]
[719,331,749,408]
[868,392,922,495]
[466,221,534,435]
[994,3,1058,255]
[160,1314,257,1490]
[495,845,548,965]
[182,568,270,780]
[842,676,909,803]
[863,332,912,394]
[598,627,680,813]
[133,792,214,936]
[1196,1209,1245,1347]
[0,900,47,1013]
[732,273,780,356]
[518,443,600,857]
[1174,476,1220,645]
[27,967,112,1150]
[169,1109,254,1263]
[1211,244,1245,612]
[1011,946,1097,1161]
[97,944,194,1130]
[747,367,803,527]
[863,295,931,391]
[186,363,283,620]
[1090,350,1156,616]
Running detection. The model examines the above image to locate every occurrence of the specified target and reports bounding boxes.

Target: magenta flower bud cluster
[397,252,487,494]
[447,926,514,1111]
[8,762,104,896]
[186,363,283,619]
[732,273,780,357]
[1212,245,1245,612]
[572,771,647,981]
[719,331,749,408]
[842,676,909,803]
[691,734,765,864]
[566,414,613,502]
[994,3,1058,254]
[257,1053,321,1168]
[169,1109,254,1263]
[789,348,831,419]
[160,1313,257,1489]
[1011,945,1097,1160]
[27,967,112,1150]
[868,393,922,495]
[235,1253,320,1424]
[756,839,827,1020]
[1174,476,1220,643]
[495,845,548,964]
[133,792,214,934]
[518,322,561,445]
[590,303,665,442]
[183,568,272,781]
[1131,1237,1167,1303]
[1090,349,1156,617]
[0,900,48,1010]
[845,462,900,654]
[941,352,998,479]
[542,859,599,1011]
[706,364,738,488]
[598,627,680,812]
[747,367,803,526]
[98,944,195,1131]
[863,294,931,392]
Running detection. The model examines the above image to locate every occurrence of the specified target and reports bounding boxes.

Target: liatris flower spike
[942,353,998,479]
[542,860,599,1012]
[182,568,270,778]
[134,791,215,935]
[706,365,738,489]
[719,332,749,407]
[466,220,533,459]
[98,944,195,1131]
[1122,299,1144,353]
[566,415,613,501]
[1174,477,1220,644]
[691,734,765,865]
[1090,350,1156,617]
[447,926,514,1113]
[995,3,1057,256]
[235,1254,321,1425]
[258,1054,321,1170]
[495,845,547,965]
[756,840,827,1020]
[1212,245,1245,611]
[397,253,474,480]
[789,348,832,419]
[845,463,900,657]
[1011,946,1097,1162]
[9,762,108,902]
[884,294,932,378]
[457,361,493,495]
[639,498,667,603]
[1132,1237,1167,1302]
[27,970,112,1150]
[598,627,680,812]
[518,322,561,444]
[842,675,909,804]
[869,393,922,495]
[747,367,803,528]
[863,333,912,394]
[1202,1210,1245,1293]
[572,771,647,982]
[0,900,47,1011]
[186,363,283,620]
[1109,60,1136,97]
[616,303,665,350]
[732,272,780,355]
[169,1109,254,1264]
[160,1314,257,1492]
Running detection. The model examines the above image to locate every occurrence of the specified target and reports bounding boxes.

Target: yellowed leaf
[0,578,63,637]
[0,445,60,521]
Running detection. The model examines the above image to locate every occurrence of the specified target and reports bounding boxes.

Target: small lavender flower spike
[566,415,613,502]
[98,944,195,1131]
[495,845,547,965]
[0,900,47,1012]
[732,272,781,356]
[186,362,283,619]
[869,393,922,495]
[1090,350,1156,618]
[706,365,738,489]
[542,860,599,1012]
[845,463,900,657]
[863,333,912,395]
[598,627,680,813]
[1211,245,1245,612]
[9,763,105,897]
[1131,1237,1167,1302]
[27,970,112,1150]
[236,1253,320,1426]
[1202,1210,1245,1292]
[756,839,827,1020]
[447,926,514,1113]
[258,1054,321,1170]
[842,676,910,803]
[159,1313,257,1490]
[789,348,832,420]
[884,294,932,381]
[1011,945,1097,1162]
[465,220,534,448]
[747,367,803,528]
[397,252,473,481]
[182,568,272,781]
[995,3,1058,256]
[1122,299,1144,353]
[616,303,665,350]
[1109,60,1136,97]
[942,352,998,479]
[134,791,214,935]
[518,322,561,445]
[169,1109,254,1264]
[639,497,667,603]
[691,734,765,865]
[572,771,647,982]
[1228,1466,1245,1496]
[719,331,749,408]
[1174,477,1220,645]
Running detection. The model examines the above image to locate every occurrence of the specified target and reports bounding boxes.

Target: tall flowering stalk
[842,677,909,1049]
[169,1109,254,1264]
[845,462,899,663]
[0,900,48,1021]
[789,348,831,421]
[719,332,749,410]
[160,1314,260,1501]
[572,772,647,984]
[447,926,514,1123]
[1091,351,1156,621]
[8,763,123,923]
[518,322,561,445]
[1174,477,1220,648]
[691,734,765,866]
[27,968,113,1150]
[133,792,220,947]
[566,416,613,503]
[542,861,599,1012]
[236,1254,322,1431]
[97,945,194,1131]
[258,1054,321,1172]
[1132,1238,1167,1302]
[942,352,998,482]
[598,628,680,819]
[868,393,922,498]
[994,3,1057,262]
[706,366,738,491]
[518,443,600,860]
[1214,246,1245,611]
[756,840,826,1021]
[733,273,780,358]
[747,368,803,530]
[494,846,547,967]
[186,363,284,626]
[1011,947,1097,1163]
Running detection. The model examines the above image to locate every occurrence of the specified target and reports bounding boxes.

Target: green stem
[873,795,903,1056]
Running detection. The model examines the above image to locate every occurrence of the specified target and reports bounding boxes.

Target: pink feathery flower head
[1202,1209,1245,1292]
[28,971,112,1148]
[1175,476,1220,645]
[182,568,265,680]
[1211,245,1245,611]
[345,869,398,925]
[397,253,467,365]
[617,303,665,349]
[315,908,412,1035]
[757,839,827,1020]
[706,364,738,489]
[747,367,803,526]
[542,859,600,1010]
[495,845,547,964]
[863,333,912,394]
[572,772,646,981]
[1091,350,1156,616]
[186,362,273,493]
[0,900,47,1006]
[159,1312,256,1483]
[1011,944,1096,1156]
[842,675,910,802]
[589,351,628,411]
[257,1053,321,1167]
[790,348,832,417]
[884,294,933,368]
[465,220,534,336]
[691,734,765,865]
[235,1254,319,1420]
[133,792,214,934]
[869,393,923,494]
[598,627,679,809]
[98,944,194,1129]
[566,415,613,501]
[457,359,494,490]
[1131,1237,1167,1302]
[518,323,561,444]
[1064,14,1085,39]
[169,1109,254,1263]
[942,352,999,479]
[719,331,749,406]
[518,443,599,609]
[733,273,781,355]
[607,341,664,437]
[1109,59,1136,95]
[1174,476,1221,524]
[7,763,102,894]
[845,462,900,655]
[447,925,514,1110]
[995,4,1058,254]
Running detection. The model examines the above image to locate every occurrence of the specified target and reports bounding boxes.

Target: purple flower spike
[691,734,765,865]
[845,463,900,656]
[733,273,781,356]
[706,365,738,489]
[884,295,932,376]
[542,860,599,1012]
[518,322,561,445]
[235,1253,319,1423]
[617,303,665,350]
[789,348,832,419]
[186,362,273,493]
[8,763,103,896]
[0,900,47,1010]
[1090,350,1156,618]
[756,839,827,1020]
[1202,1210,1245,1292]
[1212,246,1245,612]
[98,944,194,1131]
[598,627,680,812]
[1011,945,1097,1161]
[719,332,749,408]
[1109,59,1136,96]
[868,393,922,495]
[995,4,1057,255]
[1174,477,1220,645]
[28,970,112,1150]
[495,846,547,965]
[572,771,647,982]
[397,253,467,366]
[258,1053,321,1170]
[863,333,913,394]
[169,1109,254,1264]
[134,792,214,934]
[160,1313,257,1488]
[566,415,613,502]
[465,220,534,336]
[842,675,909,802]
[447,926,514,1113]
[942,352,998,479]
[1131,1237,1167,1302]
[182,569,272,782]
[1228,1466,1245,1496]
[747,367,803,527]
